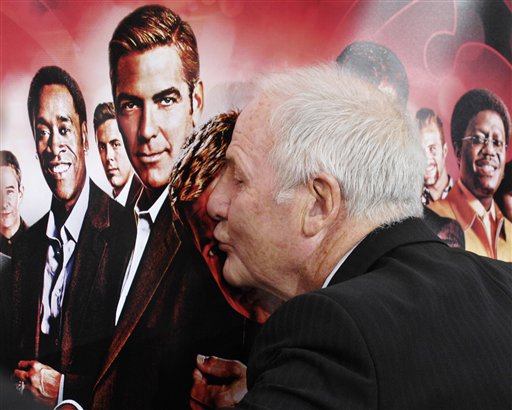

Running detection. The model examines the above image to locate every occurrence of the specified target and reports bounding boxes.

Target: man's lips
[475,159,498,176]
[136,150,167,164]
[46,162,71,177]
[425,164,437,175]
[107,167,119,176]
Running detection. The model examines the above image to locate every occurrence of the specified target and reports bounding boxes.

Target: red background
[1,0,510,224]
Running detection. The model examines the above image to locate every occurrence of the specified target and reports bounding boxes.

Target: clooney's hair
[451,89,510,156]
[416,107,445,144]
[259,64,425,225]
[0,150,22,187]
[27,66,87,134]
[93,102,116,134]
[170,111,238,206]
[109,5,199,100]
[336,41,409,108]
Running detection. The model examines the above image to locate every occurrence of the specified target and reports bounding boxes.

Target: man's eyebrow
[35,117,50,127]
[116,92,141,103]
[58,115,72,123]
[153,87,182,103]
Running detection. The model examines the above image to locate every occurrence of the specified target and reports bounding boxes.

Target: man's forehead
[468,110,504,131]
[115,45,186,94]
[38,84,77,117]
[97,119,121,139]
[232,96,273,145]
[420,124,442,142]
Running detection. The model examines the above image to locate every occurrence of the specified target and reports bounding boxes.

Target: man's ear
[454,144,461,167]
[442,143,448,160]
[191,80,204,128]
[19,184,24,202]
[302,173,342,237]
[81,122,89,152]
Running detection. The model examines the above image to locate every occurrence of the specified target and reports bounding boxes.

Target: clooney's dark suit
[11,181,124,406]
[238,218,512,410]
[124,173,143,209]
[92,195,254,410]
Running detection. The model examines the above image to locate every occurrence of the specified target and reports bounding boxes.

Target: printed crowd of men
[0,5,510,410]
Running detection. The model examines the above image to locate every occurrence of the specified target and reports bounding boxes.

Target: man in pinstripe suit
[199,64,512,409]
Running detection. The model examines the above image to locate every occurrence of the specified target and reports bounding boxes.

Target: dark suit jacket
[124,173,143,209]
[238,218,512,410]
[0,253,13,377]
[11,181,124,406]
[91,192,256,410]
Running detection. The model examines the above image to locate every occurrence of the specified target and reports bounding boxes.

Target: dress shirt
[0,218,27,258]
[41,179,89,336]
[322,240,362,288]
[421,175,453,206]
[113,172,134,207]
[458,181,497,248]
[115,187,169,325]
[428,179,511,261]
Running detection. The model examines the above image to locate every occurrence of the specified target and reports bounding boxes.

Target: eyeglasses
[461,135,507,151]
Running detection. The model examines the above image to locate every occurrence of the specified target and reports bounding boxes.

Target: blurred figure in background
[336,41,464,249]
[416,108,453,205]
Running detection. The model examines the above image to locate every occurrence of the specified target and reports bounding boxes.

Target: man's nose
[207,173,230,222]
[48,129,66,156]
[139,105,158,141]
[482,138,497,156]
[106,144,115,162]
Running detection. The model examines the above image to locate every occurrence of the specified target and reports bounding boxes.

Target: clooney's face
[420,124,447,187]
[34,84,87,207]
[96,119,132,194]
[114,45,203,190]
[0,166,23,232]
[458,110,507,200]
[207,97,305,298]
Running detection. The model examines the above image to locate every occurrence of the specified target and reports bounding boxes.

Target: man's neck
[51,199,73,231]
[428,171,449,201]
[0,218,21,239]
[292,218,378,300]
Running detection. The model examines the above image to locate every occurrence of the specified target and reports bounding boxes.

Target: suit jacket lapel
[330,218,445,286]
[96,203,181,386]
[13,215,49,359]
[60,182,112,366]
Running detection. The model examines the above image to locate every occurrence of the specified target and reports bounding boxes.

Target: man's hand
[14,360,61,406]
[190,355,248,409]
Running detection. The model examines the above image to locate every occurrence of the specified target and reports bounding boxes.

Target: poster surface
[1,0,510,224]
[0,1,511,408]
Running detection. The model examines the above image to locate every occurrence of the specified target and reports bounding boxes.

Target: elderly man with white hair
[191,64,511,410]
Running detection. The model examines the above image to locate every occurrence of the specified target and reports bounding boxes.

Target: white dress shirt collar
[322,239,364,288]
[134,185,170,224]
[46,177,90,242]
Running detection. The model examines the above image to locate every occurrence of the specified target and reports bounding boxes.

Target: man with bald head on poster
[88,5,252,410]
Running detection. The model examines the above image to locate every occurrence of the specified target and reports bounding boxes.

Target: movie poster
[0,1,511,408]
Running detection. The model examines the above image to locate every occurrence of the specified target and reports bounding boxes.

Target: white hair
[259,64,426,226]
